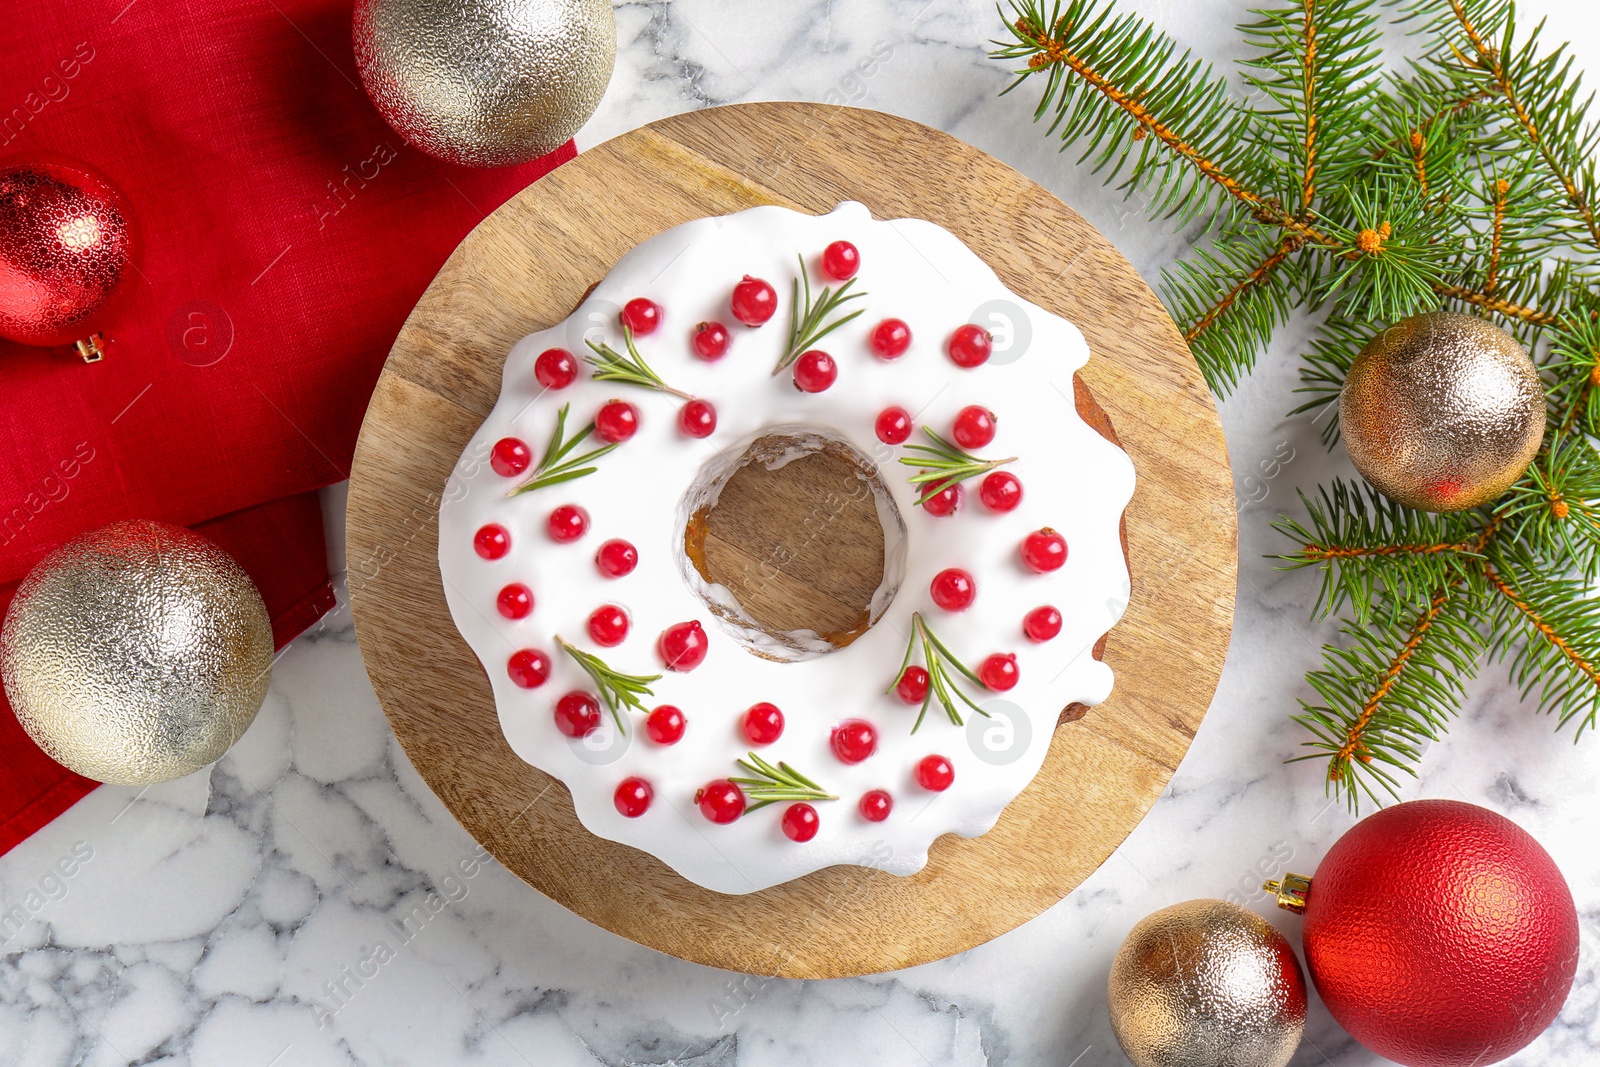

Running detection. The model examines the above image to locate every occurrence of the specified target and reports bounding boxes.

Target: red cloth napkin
[0,0,575,853]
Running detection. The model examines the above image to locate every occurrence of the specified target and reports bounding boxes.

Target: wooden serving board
[346,103,1236,978]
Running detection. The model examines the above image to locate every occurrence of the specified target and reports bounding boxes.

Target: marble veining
[2,0,1597,1063]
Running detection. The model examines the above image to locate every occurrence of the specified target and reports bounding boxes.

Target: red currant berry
[507,649,550,689]
[792,350,837,393]
[659,620,709,671]
[921,480,963,517]
[692,321,730,360]
[915,754,955,791]
[980,471,1023,513]
[870,318,912,359]
[679,398,717,438]
[696,780,746,823]
[620,298,661,335]
[741,702,784,745]
[730,276,777,326]
[875,406,912,445]
[645,704,687,745]
[980,653,1020,691]
[595,400,639,443]
[614,777,653,817]
[947,324,993,368]
[553,691,601,738]
[1021,527,1068,572]
[473,524,510,560]
[821,240,860,281]
[1024,605,1063,642]
[490,437,532,477]
[587,604,630,647]
[496,583,534,619]
[547,505,589,543]
[595,538,638,578]
[895,666,929,705]
[831,719,878,764]
[930,568,976,611]
[534,348,577,389]
[859,790,893,822]
[952,405,997,449]
[782,803,821,842]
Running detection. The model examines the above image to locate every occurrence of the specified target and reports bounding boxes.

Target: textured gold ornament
[1339,311,1544,512]
[0,521,273,786]
[1108,899,1306,1067]
[352,0,616,167]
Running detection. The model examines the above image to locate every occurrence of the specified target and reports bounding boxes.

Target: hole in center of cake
[677,427,907,662]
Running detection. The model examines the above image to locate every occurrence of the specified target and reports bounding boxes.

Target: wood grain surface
[346,103,1236,978]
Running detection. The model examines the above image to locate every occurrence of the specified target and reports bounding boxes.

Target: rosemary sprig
[585,326,693,399]
[889,612,991,731]
[555,637,660,730]
[729,752,838,813]
[897,428,1018,505]
[507,403,617,497]
[773,253,867,375]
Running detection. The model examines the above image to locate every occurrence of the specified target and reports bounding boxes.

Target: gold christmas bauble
[0,521,273,786]
[1339,311,1544,511]
[1108,899,1306,1067]
[352,0,616,167]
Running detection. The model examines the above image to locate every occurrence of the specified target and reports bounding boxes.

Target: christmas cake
[438,201,1134,893]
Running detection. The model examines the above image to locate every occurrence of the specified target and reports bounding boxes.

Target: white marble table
[3,1,1598,1064]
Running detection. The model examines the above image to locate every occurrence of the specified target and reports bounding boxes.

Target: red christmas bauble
[1299,800,1577,1067]
[0,158,138,347]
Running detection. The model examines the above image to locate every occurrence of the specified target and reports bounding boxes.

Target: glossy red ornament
[1284,799,1578,1067]
[0,159,138,350]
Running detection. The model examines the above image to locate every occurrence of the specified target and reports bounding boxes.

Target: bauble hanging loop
[352,0,616,167]
[1339,311,1544,511]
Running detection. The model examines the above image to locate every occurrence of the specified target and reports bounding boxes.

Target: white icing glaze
[438,202,1135,894]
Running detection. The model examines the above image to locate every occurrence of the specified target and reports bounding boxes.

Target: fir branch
[555,638,660,731]
[1496,435,1600,578]
[1292,586,1483,809]
[1274,482,1480,624]
[585,328,693,400]
[507,404,618,497]
[1483,548,1600,734]
[776,255,865,375]
[890,612,992,731]
[1432,283,1560,325]
[1164,232,1303,391]
[994,0,1309,232]
[730,753,838,813]
[1433,0,1600,253]
[898,428,1018,505]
